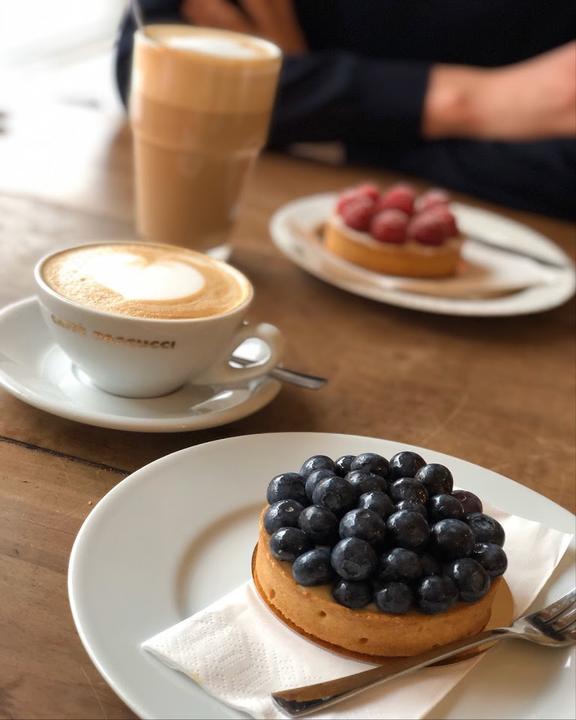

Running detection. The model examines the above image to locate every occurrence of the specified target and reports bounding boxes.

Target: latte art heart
[42,243,249,319]
[83,252,205,301]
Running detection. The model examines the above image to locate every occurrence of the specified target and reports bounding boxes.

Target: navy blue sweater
[116,1,576,219]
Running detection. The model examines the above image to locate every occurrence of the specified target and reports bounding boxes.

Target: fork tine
[550,604,576,634]
[566,624,576,640]
[527,589,576,624]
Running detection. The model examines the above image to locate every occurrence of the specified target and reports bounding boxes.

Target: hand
[424,42,576,140]
[182,0,307,54]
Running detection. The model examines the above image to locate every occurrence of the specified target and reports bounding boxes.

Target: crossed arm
[117,0,576,145]
[183,0,576,142]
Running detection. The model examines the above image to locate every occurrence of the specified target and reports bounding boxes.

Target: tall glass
[130,25,281,259]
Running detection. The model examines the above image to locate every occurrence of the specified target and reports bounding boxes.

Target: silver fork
[272,588,576,717]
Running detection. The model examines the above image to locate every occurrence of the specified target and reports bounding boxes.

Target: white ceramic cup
[34,247,284,398]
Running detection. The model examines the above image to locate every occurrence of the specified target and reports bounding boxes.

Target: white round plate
[270,194,575,316]
[68,432,575,720]
[0,298,281,432]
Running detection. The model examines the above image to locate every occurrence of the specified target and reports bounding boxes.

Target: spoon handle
[230,355,327,390]
[269,366,327,390]
[131,0,145,29]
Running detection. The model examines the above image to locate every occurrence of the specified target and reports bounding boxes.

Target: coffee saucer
[0,297,282,432]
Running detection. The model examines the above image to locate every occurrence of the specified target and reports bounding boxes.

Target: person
[115,1,576,219]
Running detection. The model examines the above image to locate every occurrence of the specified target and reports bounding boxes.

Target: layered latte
[131,26,281,252]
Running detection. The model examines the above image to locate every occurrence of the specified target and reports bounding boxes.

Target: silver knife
[467,234,569,269]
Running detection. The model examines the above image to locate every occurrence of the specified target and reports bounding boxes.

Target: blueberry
[331,538,378,581]
[312,476,356,516]
[472,543,508,577]
[305,468,334,501]
[388,451,426,481]
[298,504,339,544]
[299,455,335,478]
[333,579,372,609]
[292,548,334,586]
[389,478,428,504]
[350,452,389,478]
[269,527,311,561]
[374,581,414,614]
[395,500,428,518]
[386,510,430,550]
[415,463,453,495]
[446,558,491,602]
[266,473,307,505]
[359,491,396,520]
[432,519,475,560]
[452,489,483,515]
[334,455,356,477]
[417,575,458,613]
[339,508,387,545]
[264,500,304,534]
[345,470,386,497]
[420,553,442,577]
[466,513,505,546]
[428,494,464,522]
[378,548,422,583]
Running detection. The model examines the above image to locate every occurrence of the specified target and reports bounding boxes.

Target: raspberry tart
[324,184,463,278]
[253,451,507,658]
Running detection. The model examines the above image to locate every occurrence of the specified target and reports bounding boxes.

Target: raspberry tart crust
[324,213,463,278]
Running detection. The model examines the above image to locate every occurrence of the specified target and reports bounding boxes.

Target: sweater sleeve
[268,51,431,147]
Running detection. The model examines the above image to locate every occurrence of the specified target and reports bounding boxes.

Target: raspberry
[370,209,409,244]
[340,196,376,232]
[427,205,458,236]
[407,211,447,246]
[336,183,380,213]
[353,182,380,201]
[376,184,416,215]
[416,189,450,213]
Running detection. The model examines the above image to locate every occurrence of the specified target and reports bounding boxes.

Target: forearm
[422,65,488,139]
[271,55,486,145]
[423,43,576,141]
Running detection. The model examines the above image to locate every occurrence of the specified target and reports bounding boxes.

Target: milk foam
[75,252,205,302]
[42,244,249,320]
[165,35,265,59]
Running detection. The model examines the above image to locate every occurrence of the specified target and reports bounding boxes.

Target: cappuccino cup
[34,242,284,398]
[131,25,281,258]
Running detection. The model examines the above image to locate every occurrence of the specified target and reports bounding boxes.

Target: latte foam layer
[164,33,272,59]
[133,26,281,112]
[42,244,250,320]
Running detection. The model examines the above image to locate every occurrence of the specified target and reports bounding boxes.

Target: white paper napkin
[143,508,572,719]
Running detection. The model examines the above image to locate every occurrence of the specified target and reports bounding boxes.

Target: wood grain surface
[0,104,574,719]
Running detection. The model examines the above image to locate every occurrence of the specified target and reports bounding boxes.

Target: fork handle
[272,627,517,717]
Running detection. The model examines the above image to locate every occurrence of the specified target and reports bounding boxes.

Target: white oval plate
[68,432,575,719]
[270,194,575,316]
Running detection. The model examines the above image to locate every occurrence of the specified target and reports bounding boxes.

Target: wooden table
[0,104,574,720]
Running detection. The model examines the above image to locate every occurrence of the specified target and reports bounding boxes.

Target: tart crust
[254,515,500,657]
[324,214,463,278]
